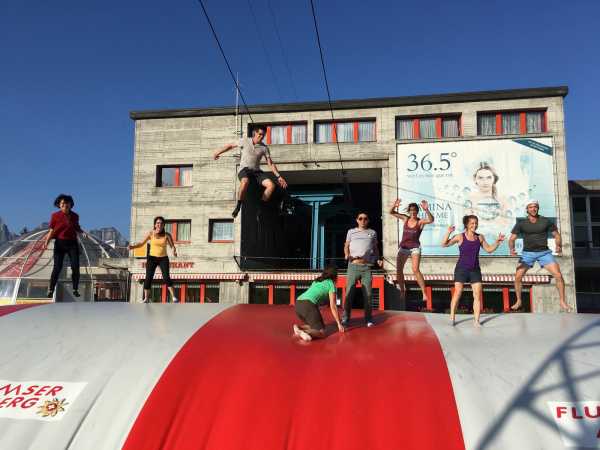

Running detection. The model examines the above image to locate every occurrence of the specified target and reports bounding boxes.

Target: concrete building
[128,86,575,312]
[569,179,600,312]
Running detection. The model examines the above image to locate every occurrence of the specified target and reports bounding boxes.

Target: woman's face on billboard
[474,169,495,192]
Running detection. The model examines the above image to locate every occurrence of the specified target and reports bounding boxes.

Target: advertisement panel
[396,138,556,256]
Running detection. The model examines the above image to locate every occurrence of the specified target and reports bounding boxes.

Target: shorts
[519,250,556,268]
[454,266,482,284]
[238,167,272,184]
[295,300,325,331]
[397,246,421,256]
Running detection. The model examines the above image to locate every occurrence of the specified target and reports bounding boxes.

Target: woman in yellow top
[129,216,178,303]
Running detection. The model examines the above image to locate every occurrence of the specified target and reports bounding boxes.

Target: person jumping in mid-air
[389,198,434,303]
[213,125,288,218]
[442,215,505,327]
[293,266,345,341]
[128,216,179,303]
[43,194,87,299]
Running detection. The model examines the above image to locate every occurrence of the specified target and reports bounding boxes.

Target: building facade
[128,86,575,312]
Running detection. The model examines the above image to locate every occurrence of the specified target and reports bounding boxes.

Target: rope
[307,0,351,202]
[196,0,255,123]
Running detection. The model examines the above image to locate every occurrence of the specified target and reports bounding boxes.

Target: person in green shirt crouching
[293,266,345,341]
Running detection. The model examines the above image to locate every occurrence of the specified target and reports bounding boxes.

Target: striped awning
[131,272,551,284]
[131,273,245,281]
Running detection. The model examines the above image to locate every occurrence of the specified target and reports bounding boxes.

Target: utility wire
[308,0,352,203]
[246,0,284,101]
[266,0,299,101]
[197,0,254,123]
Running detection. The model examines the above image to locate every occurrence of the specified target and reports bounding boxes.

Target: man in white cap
[508,200,572,312]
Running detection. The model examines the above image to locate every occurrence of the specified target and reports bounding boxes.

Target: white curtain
[177,221,191,241]
[502,112,520,134]
[358,121,375,141]
[478,113,496,136]
[270,125,286,144]
[291,124,307,144]
[180,167,192,186]
[315,123,333,143]
[420,118,436,138]
[442,117,459,137]
[526,112,543,133]
[212,221,232,241]
[336,123,353,142]
[396,119,413,139]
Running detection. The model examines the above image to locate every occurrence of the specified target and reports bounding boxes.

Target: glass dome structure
[0,229,128,304]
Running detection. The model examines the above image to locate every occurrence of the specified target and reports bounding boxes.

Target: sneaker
[366,321,374,328]
[47,290,54,298]
[73,290,80,298]
[293,324,301,337]
[172,297,179,303]
[140,297,149,304]
[297,329,312,342]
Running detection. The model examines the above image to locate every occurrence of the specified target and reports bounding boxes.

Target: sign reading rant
[0,380,87,421]
[141,261,194,269]
[548,401,600,448]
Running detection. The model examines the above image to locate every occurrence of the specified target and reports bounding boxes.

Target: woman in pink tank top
[389,198,434,303]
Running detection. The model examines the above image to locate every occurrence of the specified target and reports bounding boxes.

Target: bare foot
[511,301,522,311]
[293,324,301,337]
[298,329,312,342]
[473,320,481,328]
[560,303,573,313]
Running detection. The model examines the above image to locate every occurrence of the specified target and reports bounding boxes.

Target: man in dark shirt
[508,200,572,312]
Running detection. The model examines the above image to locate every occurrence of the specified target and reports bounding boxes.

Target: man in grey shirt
[213,126,288,218]
[343,211,383,327]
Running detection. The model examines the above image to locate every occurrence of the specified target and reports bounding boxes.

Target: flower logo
[37,398,68,417]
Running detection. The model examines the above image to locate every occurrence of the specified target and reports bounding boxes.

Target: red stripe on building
[123,306,465,450]
[0,304,41,318]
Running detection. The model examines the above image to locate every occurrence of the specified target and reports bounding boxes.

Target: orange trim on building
[353,122,359,142]
[435,118,442,138]
[519,112,527,134]
[495,113,502,135]
[413,119,420,139]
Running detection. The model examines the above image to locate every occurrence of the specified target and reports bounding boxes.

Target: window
[477,110,547,136]
[395,115,460,140]
[315,119,376,143]
[186,282,220,303]
[165,220,191,242]
[209,219,234,242]
[156,165,192,187]
[250,122,307,145]
[571,196,600,248]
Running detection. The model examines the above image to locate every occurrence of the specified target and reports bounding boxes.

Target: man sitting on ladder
[213,125,288,218]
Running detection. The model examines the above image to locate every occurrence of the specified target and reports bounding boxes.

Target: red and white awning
[131,272,551,283]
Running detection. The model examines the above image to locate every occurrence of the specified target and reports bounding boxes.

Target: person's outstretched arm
[329,291,344,333]
[420,200,434,225]
[481,233,505,253]
[441,226,461,247]
[128,232,152,250]
[213,142,238,160]
[265,154,288,189]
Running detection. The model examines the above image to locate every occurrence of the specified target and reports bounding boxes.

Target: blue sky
[2,0,598,237]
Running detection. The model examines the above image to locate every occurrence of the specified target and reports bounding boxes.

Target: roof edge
[130,86,568,120]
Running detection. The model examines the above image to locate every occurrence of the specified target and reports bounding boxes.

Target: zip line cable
[197,0,254,123]
[267,0,299,101]
[246,0,284,101]
[308,0,352,203]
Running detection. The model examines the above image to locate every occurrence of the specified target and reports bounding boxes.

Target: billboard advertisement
[396,138,556,256]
